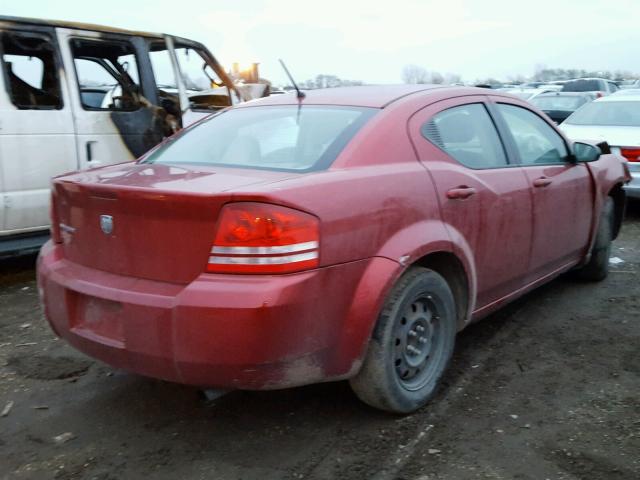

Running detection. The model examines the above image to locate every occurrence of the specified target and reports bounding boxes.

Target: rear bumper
[37,241,397,389]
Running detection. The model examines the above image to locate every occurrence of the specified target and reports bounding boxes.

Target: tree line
[277,65,639,90]
[401,64,640,86]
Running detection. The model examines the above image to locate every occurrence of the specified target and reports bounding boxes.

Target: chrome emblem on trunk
[100,215,114,235]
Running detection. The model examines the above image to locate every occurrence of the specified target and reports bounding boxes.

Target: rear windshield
[143,105,376,172]
[531,95,587,111]
[564,101,640,126]
[562,80,602,92]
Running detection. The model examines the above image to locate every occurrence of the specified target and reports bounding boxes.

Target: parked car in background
[561,78,618,97]
[38,85,629,414]
[618,79,640,90]
[504,87,553,101]
[531,92,596,124]
[522,81,565,91]
[0,16,245,257]
[612,88,640,96]
[561,94,640,199]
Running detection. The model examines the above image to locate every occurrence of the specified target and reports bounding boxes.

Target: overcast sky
[1,0,637,85]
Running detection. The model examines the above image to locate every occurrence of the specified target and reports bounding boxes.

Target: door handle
[85,141,103,169]
[446,186,477,200]
[533,176,552,188]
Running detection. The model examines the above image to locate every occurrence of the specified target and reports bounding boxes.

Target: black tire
[575,197,614,282]
[350,267,457,414]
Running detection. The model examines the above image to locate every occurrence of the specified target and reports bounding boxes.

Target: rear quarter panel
[226,106,476,370]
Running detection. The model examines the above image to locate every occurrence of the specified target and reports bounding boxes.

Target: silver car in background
[561,94,640,198]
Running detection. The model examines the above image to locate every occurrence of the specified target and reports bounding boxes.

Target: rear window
[531,95,587,111]
[562,80,602,92]
[144,105,376,171]
[508,91,535,100]
[564,101,640,127]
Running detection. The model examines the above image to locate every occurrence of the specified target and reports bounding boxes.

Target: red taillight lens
[206,202,319,274]
[620,147,640,162]
[596,92,604,98]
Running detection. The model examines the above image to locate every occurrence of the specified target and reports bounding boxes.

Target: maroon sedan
[38,86,629,413]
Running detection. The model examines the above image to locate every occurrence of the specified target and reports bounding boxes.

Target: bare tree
[402,64,430,84]
[444,72,462,85]
[430,71,445,84]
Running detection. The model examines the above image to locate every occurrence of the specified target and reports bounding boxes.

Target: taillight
[620,147,640,162]
[206,202,319,274]
[596,92,604,98]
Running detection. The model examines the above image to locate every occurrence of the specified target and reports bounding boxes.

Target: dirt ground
[1,208,638,480]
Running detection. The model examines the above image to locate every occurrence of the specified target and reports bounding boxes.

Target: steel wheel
[393,296,443,391]
[350,267,457,414]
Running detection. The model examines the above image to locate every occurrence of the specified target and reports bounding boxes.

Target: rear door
[56,28,165,168]
[0,24,77,234]
[409,96,533,310]
[490,99,593,281]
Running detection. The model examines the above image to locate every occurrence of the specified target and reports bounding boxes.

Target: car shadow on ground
[39,274,567,430]
[0,253,37,285]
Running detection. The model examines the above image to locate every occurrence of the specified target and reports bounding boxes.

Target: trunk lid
[53,163,295,283]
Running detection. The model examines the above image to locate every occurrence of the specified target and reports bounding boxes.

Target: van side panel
[0,24,78,235]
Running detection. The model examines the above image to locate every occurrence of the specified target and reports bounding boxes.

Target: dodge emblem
[100,215,114,235]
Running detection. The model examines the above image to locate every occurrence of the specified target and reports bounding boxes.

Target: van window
[70,39,142,111]
[149,44,230,112]
[0,32,62,109]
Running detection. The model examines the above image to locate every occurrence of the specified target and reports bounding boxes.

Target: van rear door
[0,23,77,234]
[56,28,166,167]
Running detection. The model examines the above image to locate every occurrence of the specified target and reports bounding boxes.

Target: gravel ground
[1,206,638,480]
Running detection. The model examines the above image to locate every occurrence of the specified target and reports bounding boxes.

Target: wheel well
[609,183,626,240]
[413,252,469,330]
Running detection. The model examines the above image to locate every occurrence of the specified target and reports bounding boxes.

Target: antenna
[279,59,305,99]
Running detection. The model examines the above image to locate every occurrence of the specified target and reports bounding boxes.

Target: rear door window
[422,103,508,169]
[531,95,586,111]
[0,31,62,109]
[497,104,568,165]
[70,39,141,111]
[562,80,601,92]
[144,106,376,172]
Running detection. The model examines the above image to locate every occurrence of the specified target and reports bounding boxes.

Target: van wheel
[575,197,614,282]
[350,267,456,414]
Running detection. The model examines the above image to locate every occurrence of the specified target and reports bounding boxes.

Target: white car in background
[612,88,640,97]
[561,94,640,199]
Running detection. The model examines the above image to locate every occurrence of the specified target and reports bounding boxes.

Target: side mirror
[573,142,601,162]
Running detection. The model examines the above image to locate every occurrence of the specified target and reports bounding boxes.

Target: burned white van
[0,16,245,256]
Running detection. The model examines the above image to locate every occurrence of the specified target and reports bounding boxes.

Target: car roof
[564,77,608,82]
[238,85,491,109]
[597,93,640,102]
[506,88,541,93]
[0,15,165,39]
[612,89,640,97]
[535,92,593,97]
